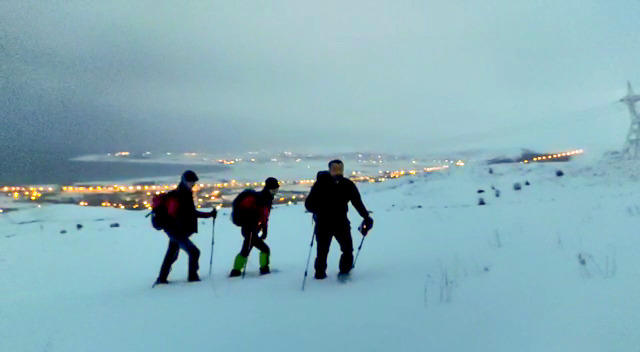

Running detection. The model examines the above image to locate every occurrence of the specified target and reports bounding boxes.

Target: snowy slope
[2,157,640,351]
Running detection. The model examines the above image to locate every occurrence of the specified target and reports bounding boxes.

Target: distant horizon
[0,143,597,186]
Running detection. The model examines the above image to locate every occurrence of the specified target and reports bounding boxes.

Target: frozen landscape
[2,155,639,351]
[3,2,640,351]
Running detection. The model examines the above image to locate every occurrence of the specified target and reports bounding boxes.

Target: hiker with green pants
[229,177,279,277]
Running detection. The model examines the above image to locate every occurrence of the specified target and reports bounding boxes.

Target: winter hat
[182,170,199,183]
[264,177,279,190]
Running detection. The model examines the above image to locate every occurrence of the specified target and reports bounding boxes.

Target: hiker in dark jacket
[229,177,279,277]
[305,160,373,279]
[155,170,216,284]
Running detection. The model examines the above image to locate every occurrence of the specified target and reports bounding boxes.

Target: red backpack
[231,189,259,227]
[150,193,173,230]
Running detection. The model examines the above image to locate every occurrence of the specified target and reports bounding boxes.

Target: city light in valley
[0,148,585,212]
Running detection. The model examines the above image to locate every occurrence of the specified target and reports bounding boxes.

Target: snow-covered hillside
[2,157,640,351]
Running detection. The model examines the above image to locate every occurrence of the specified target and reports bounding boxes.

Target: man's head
[181,170,199,190]
[264,177,280,196]
[328,159,344,179]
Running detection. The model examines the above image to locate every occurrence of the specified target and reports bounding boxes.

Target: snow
[2,156,640,351]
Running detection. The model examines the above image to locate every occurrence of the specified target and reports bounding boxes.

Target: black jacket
[305,171,369,227]
[166,183,210,237]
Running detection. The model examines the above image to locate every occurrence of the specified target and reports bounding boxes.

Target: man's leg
[251,237,271,274]
[157,238,180,282]
[334,228,354,274]
[230,227,254,276]
[175,236,201,281]
[239,227,255,257]
[314,231,332,279]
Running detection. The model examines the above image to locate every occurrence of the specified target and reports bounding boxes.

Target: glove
[260,228,268,240]
[359,217,374,236]
[210,208,217,219]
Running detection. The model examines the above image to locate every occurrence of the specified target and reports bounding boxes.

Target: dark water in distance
[0,150,227,185]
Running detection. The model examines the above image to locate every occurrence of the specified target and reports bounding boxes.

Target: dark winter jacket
[256,189,274,228]
[165,183,211,237]
[305,171,369,228]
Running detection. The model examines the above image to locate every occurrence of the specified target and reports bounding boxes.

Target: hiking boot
[188,275,201,282]
[232,255,248,274]
[338,273,349,283]
[314,272,327,280]
[260,266,270,275]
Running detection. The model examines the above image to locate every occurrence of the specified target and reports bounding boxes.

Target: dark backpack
[305,171,333,214]
[149,193,171,230]
[231,189,258,227]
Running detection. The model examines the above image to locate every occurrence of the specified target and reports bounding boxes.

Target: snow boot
[337,272,350,283]
[314,271,327,280]
[230,254,247,277]
[259,251,270,275]
[155,278,169,285]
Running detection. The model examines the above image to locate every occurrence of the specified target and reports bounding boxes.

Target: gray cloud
[2,1,639,156]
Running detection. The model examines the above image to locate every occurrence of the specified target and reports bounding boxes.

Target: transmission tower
[620,81,640,159]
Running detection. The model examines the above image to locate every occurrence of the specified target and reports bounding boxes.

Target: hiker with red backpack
[153,170,216,285]
[229,177,280,277]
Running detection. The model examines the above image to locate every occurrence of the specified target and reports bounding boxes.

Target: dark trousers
[239,227,270,257]
[158,234,200,280]
[314,226,353,275]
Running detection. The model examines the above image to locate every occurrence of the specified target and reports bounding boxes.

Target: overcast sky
[2,1,639,156]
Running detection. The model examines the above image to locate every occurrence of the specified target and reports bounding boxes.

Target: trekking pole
[208,217,216,277]
[352,236,366,270]
[242,229,253,279]
[301,217,316,291]
[353,211,373,270]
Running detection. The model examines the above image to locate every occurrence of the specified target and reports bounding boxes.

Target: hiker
[305,160,373,280]
[229,177,280,277]
[155,170,216,285]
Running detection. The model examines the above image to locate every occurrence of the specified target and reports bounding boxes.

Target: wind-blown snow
[2,157,640,351]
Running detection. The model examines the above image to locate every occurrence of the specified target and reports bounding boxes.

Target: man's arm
[196,208,216,218]
[260,206,270,239]
[349,181,370,219]
[260,224,268,240]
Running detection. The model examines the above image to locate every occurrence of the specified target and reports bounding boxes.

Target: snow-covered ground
[2,156,640,351]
